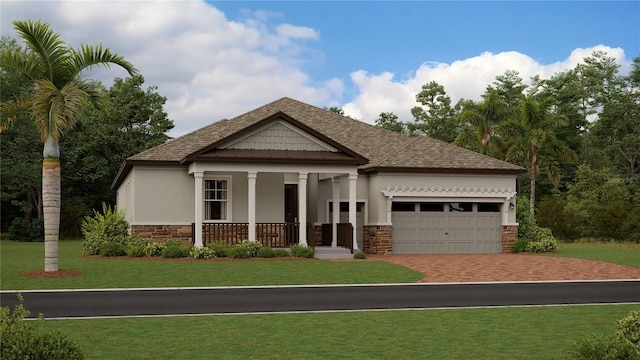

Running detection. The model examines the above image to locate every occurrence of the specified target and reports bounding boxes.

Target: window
[391,202,415,212]
[329,202,364,213]
[449,202,472,212]
[420,203,444,212]
[205,179,229,221]
[478,203,501,212]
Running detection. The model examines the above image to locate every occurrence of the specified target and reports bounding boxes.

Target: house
[112,97,524,254]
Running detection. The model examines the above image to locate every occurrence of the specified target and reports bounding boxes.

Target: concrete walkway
[368,254,640,283]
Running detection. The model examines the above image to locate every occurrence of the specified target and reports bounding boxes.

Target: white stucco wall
[256,172,285,223]
[115,169,134,223]
[124,166,194,224]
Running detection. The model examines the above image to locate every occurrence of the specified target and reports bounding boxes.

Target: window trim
[203,175,232,222]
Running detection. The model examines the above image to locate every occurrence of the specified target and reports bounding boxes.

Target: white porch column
[194,172,204,248]
[348,173,358,251]
[248,171,257,242]
[331,177,340,247]
[502,197,511,225]
[298,172,308,246]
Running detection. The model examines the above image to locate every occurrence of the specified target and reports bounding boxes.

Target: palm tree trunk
[43,158,60,272]
[529,171,536,220]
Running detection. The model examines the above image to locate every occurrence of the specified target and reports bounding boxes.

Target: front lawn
[40,304,639,359]
[0,241,423,290]
[547,242,640,268]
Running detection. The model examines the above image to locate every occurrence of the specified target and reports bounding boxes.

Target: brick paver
[368,254,640,283]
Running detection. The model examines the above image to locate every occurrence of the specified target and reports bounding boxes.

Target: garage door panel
[392,203,501,254]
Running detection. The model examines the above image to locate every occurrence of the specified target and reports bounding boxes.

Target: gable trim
[219,120,339,152]
[180,112,368,165]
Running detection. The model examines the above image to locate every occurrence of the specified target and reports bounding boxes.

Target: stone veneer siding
[501,225,518,253]
[363,225,393,254]
[131,225,193,244]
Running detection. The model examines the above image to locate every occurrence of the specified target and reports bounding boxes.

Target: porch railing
[193,223,300,248]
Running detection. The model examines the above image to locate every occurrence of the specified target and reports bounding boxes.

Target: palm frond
[69,44,138,78]
[12,19,70,83]
[31,79,89,141]
[0,46,43,81]
[0,97,33,132]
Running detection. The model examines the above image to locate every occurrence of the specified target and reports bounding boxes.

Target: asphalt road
[1,280,639,319]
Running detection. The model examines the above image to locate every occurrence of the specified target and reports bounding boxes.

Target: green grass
[546,242,640,268]
[0,241,424,290]
[38,304,639,359]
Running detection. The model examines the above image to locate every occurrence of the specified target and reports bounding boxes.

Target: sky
[1,1,638,137]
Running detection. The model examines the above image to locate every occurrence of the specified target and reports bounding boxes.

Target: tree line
[1,33,173,242]
[374,51,639,241]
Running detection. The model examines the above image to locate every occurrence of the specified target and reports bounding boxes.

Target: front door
[284,184,298,243]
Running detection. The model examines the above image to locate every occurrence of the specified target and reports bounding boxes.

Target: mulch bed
[80,255,313,262]
[19,269,83,279]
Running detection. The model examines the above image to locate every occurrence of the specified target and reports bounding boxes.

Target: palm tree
[0,20,137,272]
[454,89,509,158]
[503,95,577,217]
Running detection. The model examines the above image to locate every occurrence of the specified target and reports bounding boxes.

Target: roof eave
[360,166,526,175]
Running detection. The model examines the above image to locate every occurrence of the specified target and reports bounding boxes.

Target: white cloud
[276,24,319,40]
[341,45,630,124]
[1,0,339,137]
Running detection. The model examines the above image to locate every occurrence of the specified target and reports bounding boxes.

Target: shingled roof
[113,97,524,188]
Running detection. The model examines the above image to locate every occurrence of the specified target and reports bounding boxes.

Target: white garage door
[392,202,502,254]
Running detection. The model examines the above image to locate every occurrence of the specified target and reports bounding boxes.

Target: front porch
[193,222,356,251]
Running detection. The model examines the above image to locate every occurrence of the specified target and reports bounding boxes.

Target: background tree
[0,37,41,231]
[454,88,509,157]
[503,95,578,217]
[375,111,407,134]
[410,81,459,142]
[0,20,137,272]
[589,56,640,176]
[324,106,345,115]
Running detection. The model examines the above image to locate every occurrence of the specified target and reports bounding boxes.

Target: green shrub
[228,246,251,259]
[161,239,191,258]
[126,244,146,257]
[257,246,276,258]
[190,247,217,259]
[8,217,44,242]
[206,242,232,257]
[1,295,84,359]
[571,310,640,359]
[525,227,559,253]
[81,203,129,255]
[99,241,127,257]
[290,244,314,258]
[144,241,164,257]
[125,235,150,257]
[511,239,530,253]
[516,195,537,242]
[274,249,290,257]
[616,310,640,349]
[353,251,367,259]
[237,240,263,257]
[572,334,638,360]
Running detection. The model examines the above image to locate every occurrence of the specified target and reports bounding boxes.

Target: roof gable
[182,112,367,164]
[221,120,338,152]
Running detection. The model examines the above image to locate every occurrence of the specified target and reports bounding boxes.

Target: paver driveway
[368,254,640,283]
